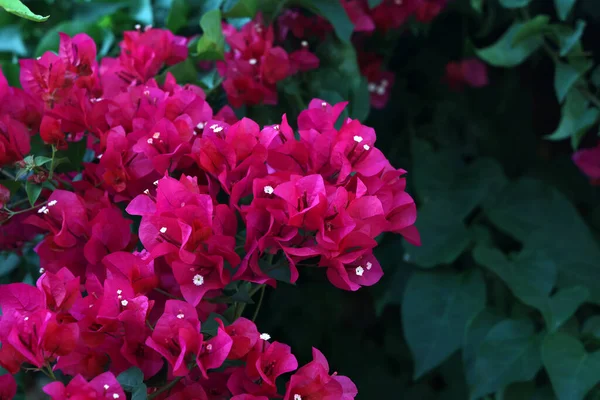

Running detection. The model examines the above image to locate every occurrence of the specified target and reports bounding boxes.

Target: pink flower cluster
[0,23,418,399]
[218,16,319,107]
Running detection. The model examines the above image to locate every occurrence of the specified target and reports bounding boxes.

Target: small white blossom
[206,344,213,351]
[260,333,271,340]
[153,180,159,186]
[249,58,257,65]
[121,299,128,307]
[39,268,45,274]
[321,102,327,107]
[264,185,274,195]
[353,135,363,143]
[193,274,205,286]
[143,189,150,195]
[159,227,167,233]
[134,24,141,30]
[363,144,371,151]
[48,200,58,206]
[355,266,364,276]
[368,83,376,92]
[152,132,161,139]
[113,394,120,399]
[104,384,110,390]
[147,138,153,144]
[301,41,308,47]
[116,290,122,295]
[197,122,205,129]
[37,206,49,214]
[294,395,302,400]
[177,313,185,319]
[24,317,29,321]
[366,262,373,270]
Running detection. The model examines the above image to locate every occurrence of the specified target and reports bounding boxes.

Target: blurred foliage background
[2,0,600,399]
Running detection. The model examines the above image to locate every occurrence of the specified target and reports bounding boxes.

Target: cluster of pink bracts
[0,13,419,399]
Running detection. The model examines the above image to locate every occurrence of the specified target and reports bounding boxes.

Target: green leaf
[295,0,354,43]
[547,90,598,142]
[554,60,592,103]
[196,9,225,60]
[583,316,600,339]
[470,0,483,13]
[404,204,471,268]
[498,382,537,400]
[463,309,503,386]
[222,0,257,18]
[554,0,576,21]
[402,269,486,378]
[0,25,26,55]
[117,367,144,392]
[132,384,148,400]
[499,0,531,8]
[201,312,229,336]
[0,252,19,277]
[476,22,544,67]
[0,0,48,22]
[34,156,52,167]
[130,0,153,25]
[368,0,383,8]
[471,319,542,399]
[484,178,600,303]
[0,180,21,196]
[555,20,586,57]
[542,333,600,400]
[166,0,189,33]
[25,181,42,207]
[349,77,370,122]
[512,15,550,46]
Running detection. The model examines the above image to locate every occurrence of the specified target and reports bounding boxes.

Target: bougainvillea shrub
[1,0,600,399]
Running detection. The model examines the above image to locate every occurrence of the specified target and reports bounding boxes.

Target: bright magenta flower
[573,142,600,185]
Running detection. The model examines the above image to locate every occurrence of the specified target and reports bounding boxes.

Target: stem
[5,200,49,217]
[153,287,183,300]
[48,146,57,180]
[149,376,183,399]
[0,169,16,180]
[45,365,57,381]
[252,285,266,322]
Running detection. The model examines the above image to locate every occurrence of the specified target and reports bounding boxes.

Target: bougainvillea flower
[0,374,17,400]
[342,0,376,32]
[284,347,357,400]
[44,372,125,400]
[444,58,489,91]
[219,317,259,360]
[573,142,600,185]
[0,115,31,167]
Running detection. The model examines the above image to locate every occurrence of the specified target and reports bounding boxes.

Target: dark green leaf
[34,156,52,167]
[201,312,229,336]
[72,2,127,23]
[476,22,544,67]
[349,77,370,122]
[295,0,354,43]
[583,317,600,339]
[0,0,48,22]
[196,9,225,60]
[554,60,592,103]
[132,384,148,400]
[512,15,550,46]
[166,0,189,33]
[368,0,383,8]
[222,0,257,18]
[498,382,537,400]
[547,90,598,142]
[117,367,144,392]
[25,181,42,207]
[0,253,19,277]
[555,20,587,57]
[470,0,483,13]
[463,309,503,386]
[542,333,600,400]
[485,178,600,303]
[554,0,576,21]
[499,0,531,8]
[471,319,542,399]
[402,269,486,378]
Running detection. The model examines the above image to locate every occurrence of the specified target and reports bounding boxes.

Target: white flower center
[147,138,153,144]
[366,262,373,270]
[376,86,386,95]
[143,189,150,195]
[294,395,302,400]
[177,313,185,319]
[260,333,271,340]
[197,122,205,129]
[48,200,57,206]
[301,41,308,47]
[39,268,45,274]
[113,394,120,399]
[206,344,213,351]
[353,135,363,143]
[193,274,205,286]
[104,384,110,390]
[249,58,257,65]
[152,132,160,139]
[355,266,364,276]
[159,227,167,233]
[264,185,274,195]
[24,317,29,321]
[121,300,128,307]
[37,206,49,214]
[116,290,122,295]
[153,180,159,186]
[368,83,376,92]
[363,144,371,151]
